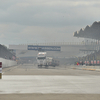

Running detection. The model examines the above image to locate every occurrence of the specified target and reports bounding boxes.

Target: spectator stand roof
[73,21,100,40]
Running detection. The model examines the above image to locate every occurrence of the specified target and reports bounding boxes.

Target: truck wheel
[40,65,42,68]
[45,65,48,69]
[53,65,55,67]
[38,65,40,68]
[38,65,42,68]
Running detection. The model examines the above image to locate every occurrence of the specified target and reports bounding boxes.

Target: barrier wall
[71,65,100,71]
[0,58,17,68]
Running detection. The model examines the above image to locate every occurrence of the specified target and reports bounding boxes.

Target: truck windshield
[37,57,46,59]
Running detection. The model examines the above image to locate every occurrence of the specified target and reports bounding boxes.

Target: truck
[36,52,59,68]
[46,57,59,67]
[36,52,48,68]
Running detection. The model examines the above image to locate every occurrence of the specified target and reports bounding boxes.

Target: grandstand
[73,21,100,65]
[74,21,100,40]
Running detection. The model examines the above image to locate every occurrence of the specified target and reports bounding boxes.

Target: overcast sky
[0,0,100,46]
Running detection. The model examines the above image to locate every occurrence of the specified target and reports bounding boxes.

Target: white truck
[36,52,48,68]
[36,52,59,68]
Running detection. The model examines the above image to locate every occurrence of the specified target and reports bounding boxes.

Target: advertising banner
[28,45,61,51]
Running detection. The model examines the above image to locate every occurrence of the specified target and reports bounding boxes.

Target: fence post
[0,62,2,79]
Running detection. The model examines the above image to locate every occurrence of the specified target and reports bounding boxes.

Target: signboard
[87,61,89,64]
[84,61,86,64]
[97,60,100,64]
[28,45,61,51]
[91,60,93,64]
[94,60,96,64]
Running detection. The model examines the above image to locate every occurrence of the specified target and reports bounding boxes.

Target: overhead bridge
[9,42,100,58]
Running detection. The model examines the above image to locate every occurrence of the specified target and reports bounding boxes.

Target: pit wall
[0,58,17,68]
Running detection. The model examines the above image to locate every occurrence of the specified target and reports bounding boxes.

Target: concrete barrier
[0,58,17,68]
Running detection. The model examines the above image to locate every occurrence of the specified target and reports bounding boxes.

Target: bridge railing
[18,42,100,46]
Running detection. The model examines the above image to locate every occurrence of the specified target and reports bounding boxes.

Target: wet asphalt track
[1,64,100,94]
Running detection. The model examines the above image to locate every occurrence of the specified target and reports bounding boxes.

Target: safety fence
[18,42,100,46]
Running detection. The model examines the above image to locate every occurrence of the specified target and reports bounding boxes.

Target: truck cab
[37,52,48,68]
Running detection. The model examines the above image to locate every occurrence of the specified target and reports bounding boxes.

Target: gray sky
[0,0,100,46]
